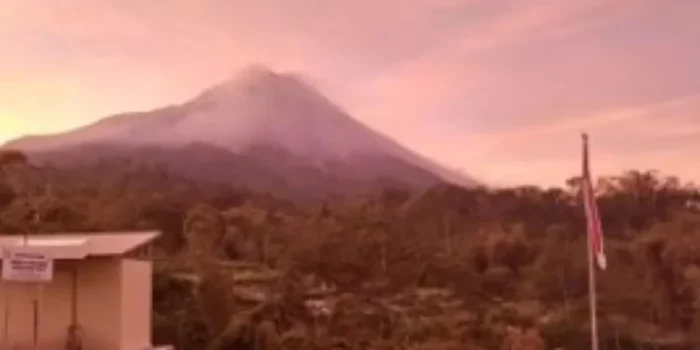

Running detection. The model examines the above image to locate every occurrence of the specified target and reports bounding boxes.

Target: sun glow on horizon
[0,114,25,145]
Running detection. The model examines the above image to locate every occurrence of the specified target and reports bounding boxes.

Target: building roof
[0,231,160,260]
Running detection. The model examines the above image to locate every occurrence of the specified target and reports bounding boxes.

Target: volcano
[4,66,478,199]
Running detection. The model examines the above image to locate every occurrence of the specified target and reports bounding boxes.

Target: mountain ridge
[3,66,479,197]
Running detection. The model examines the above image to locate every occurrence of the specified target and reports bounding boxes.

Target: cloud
[467,93,700,147]
[1,0,700,186]
[449,93,700,186]
[347,1,659,124]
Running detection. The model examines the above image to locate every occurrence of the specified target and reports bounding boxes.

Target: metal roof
[0,231,160,259]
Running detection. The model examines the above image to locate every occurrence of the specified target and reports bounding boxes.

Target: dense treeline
[2,149,700,350]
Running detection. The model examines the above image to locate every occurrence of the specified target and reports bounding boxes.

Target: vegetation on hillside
[2,149,700,350]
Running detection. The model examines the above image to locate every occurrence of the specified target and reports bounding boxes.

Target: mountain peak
[234,64,280,82]
[2,65,479,189]
[218,65,281,89]
[196,65,300,103]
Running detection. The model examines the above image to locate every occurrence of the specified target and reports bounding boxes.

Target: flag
[582,134,606,270]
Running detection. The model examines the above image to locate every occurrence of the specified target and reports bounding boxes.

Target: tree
[3,151,700,349]
[0,149,28,168]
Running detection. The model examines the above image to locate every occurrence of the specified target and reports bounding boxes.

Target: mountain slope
[4,66,478,198]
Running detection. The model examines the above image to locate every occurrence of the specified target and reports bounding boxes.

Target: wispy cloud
[1,0,699,186]
[468,93,700,147]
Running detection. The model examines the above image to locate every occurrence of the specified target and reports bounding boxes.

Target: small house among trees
[0,231,160,350]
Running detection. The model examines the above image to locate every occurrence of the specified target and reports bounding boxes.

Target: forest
[1,149,700,350]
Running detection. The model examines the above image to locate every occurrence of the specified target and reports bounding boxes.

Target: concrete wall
[76,258,123,350]
[37,263,73,349]
[0,282,35,348]
[120,259,152,350]
[0,260,75,349]
[0,257,154,350]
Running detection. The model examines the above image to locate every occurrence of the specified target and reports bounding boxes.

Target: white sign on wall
[1,248,54,282]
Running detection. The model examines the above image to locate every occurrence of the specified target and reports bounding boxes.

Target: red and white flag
[582,134,606,270]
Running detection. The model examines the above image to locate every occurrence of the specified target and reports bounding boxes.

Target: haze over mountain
[4,66,477,198]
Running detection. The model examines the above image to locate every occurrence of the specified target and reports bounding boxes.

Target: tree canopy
[2,149,699,350]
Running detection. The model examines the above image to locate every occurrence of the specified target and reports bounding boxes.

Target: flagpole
[582,133,599,350]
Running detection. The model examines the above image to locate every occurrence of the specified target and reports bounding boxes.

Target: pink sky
[1,0,699,187]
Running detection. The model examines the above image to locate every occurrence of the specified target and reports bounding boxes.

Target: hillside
[2,151,700,350]
[3,67,477,199]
